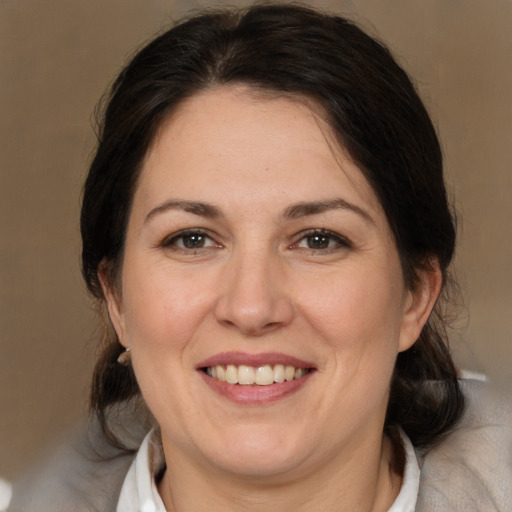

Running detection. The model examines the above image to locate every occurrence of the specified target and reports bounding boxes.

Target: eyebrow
[144,200,222,224]
[283,198,374,223]
[144,197,373,224]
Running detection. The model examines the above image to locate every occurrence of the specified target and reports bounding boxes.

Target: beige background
[1,0,511,480]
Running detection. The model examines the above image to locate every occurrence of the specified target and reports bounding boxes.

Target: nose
[214,248,294,336]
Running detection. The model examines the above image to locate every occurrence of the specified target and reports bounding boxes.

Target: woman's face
[104,86,436,480]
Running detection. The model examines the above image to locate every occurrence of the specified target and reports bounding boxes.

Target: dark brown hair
[82,3,464,450]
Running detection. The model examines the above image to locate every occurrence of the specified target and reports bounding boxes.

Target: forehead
[135,85,384,222]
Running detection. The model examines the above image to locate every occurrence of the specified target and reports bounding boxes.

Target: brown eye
[293,229,351,251]
[162,229,220,251]
[181,233,206,249]
[306,234,331,249]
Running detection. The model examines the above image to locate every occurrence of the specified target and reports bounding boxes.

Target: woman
[8,4,511,512]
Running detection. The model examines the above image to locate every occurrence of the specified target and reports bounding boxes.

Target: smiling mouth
[202,364,314,386]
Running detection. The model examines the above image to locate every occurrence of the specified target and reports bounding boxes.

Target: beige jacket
[8,380,512,511]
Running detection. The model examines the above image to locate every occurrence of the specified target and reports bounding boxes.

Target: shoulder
[8,409,148,512]
[416,379,512,512]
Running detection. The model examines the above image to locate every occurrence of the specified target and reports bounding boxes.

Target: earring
[117,347,131,366]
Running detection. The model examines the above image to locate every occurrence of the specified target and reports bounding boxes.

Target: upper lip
[197,351,315,369]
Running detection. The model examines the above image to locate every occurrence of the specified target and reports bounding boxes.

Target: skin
[102,86,441,511]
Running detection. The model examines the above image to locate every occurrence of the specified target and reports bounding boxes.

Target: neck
[158,433,402,512]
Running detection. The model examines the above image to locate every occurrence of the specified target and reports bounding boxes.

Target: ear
[398,261,443,353]
[98,260,127,346]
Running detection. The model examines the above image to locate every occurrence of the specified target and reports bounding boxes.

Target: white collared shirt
[117,430,420,512]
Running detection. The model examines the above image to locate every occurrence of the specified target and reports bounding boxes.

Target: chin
[199,425,310,478]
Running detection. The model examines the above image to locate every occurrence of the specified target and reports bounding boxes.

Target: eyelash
[159,228,351,254]
[160,229,220,252]
[291,229,352,252]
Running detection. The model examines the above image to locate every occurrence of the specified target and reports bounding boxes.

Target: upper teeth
[205,364,308,386]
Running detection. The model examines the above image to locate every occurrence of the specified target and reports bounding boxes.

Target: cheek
[118,262,216,429]
[297,263,406,347]
[120,261,216,355]
[294,260,407,410]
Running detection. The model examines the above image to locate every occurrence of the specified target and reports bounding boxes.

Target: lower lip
[199,371,314,405]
